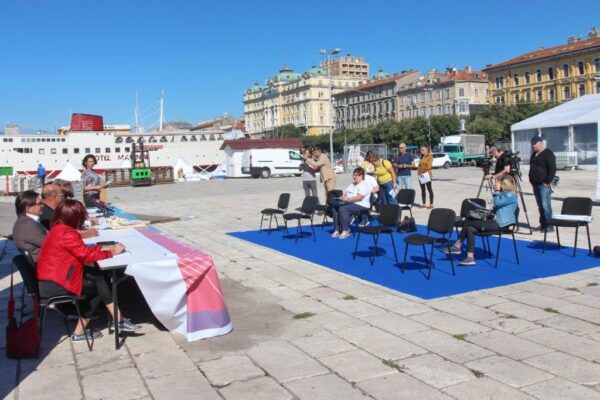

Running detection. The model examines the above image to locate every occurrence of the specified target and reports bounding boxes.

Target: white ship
[1,112,232,175]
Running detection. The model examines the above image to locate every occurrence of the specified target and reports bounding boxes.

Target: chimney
[567,35,576,44]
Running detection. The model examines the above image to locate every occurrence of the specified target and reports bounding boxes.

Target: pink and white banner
[125,228,232,341]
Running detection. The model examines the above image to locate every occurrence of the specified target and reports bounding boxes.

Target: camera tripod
[476,171,533,235]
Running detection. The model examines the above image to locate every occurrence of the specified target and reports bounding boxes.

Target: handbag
[397,216,417,233]
[467,208,495,221]
[6,261,41,358]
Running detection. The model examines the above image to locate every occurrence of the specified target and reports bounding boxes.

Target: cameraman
[485,146,511,180]
[529,136,556,232]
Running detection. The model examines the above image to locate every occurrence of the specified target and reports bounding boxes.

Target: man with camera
[529,136,556,232]
[485,146,511,180]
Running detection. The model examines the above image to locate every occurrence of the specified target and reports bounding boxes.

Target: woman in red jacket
[37,199,139,342]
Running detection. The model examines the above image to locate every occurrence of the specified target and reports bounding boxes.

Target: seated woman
[331,167,372,239]
[37,199,140,342]
[446,175,518,266]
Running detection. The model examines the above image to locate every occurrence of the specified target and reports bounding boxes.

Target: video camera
[504,151,522,178]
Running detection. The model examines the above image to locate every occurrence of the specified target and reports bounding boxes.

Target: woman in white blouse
[331,167,372,239]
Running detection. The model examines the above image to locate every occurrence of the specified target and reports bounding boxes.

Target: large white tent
[53,162,82,182]
[511,94,600,198]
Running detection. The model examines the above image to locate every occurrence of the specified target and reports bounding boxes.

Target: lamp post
[319,47,341,163]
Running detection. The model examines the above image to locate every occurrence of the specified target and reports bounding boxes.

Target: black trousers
[39,268,113,318]
[458,219,500,253]
[420,181,434,205]
[83,192,101,208]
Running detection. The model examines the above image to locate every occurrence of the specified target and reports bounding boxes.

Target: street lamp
[319,47,341,164]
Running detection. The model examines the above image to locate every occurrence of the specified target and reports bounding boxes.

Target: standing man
[37,163,46,187]
[394,143,414,189]
[529,136,556,232]
[304,146,336,193]
[486,146,511,180]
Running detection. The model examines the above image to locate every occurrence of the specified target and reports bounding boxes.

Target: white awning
[53,162,82,182]
[511,94,600,131]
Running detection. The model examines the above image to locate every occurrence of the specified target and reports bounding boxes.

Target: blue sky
[1,0,600,132]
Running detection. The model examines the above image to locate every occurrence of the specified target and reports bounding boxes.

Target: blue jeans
[533,184,552,228]
[379,181,397,205]
[397,175,412,189]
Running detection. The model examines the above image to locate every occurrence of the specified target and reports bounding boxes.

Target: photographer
[529,136,556,232]
[485,146,511,180]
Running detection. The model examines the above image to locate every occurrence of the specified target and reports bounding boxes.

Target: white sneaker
[331,231,340,238]
[339,231,351,239]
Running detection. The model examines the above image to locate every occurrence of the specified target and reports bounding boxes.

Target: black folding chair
[353,204,400,265]
[397,189,416,219]
[14,253,94,353]
[402,208,456,279]
[543,197,592,257]
[317,190,343,228]
[283,196,319,243]
[454,198,486,239]
[473,207,520,268]
[259,193,290,234]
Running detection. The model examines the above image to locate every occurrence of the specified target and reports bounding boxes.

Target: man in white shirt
[331,167,372,239]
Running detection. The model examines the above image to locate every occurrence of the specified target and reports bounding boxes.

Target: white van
[241,148,303,178]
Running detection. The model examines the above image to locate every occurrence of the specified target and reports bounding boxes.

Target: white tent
[53,162,82,182]
[173,157,195,180]
[511,94,600,198]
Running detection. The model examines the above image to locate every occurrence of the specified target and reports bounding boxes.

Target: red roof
[220,138,303,151]
[484,37,600,71]
[336,71,419,96]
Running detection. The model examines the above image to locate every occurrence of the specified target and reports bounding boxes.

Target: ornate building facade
[484,28,600,105]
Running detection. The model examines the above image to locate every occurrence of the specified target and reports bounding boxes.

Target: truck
[436,134,485,166]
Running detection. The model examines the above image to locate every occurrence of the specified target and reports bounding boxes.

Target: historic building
[484,28,600,105]
[397,67,489,119]
[334,68,420,129]
[244,65,364,136]
[320,54,369,79]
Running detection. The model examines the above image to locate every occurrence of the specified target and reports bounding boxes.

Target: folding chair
[402,208,456,279]
[353,204,400,265]
[397,189,416,219]
[543,197,592,257]
[283,196,319,243]
[259,193,290,234]
[473,207,520,268]
[454,198,486,239]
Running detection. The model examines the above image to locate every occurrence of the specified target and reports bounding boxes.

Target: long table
[84,227,232,348]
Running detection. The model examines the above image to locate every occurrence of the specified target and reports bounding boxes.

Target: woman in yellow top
[371,153,397,205]
[417,145,434,208]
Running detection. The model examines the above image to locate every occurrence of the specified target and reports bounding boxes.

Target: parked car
[413,153,452,169]
[241,148,303,178]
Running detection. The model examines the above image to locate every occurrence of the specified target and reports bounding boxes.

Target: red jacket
[37,223,113,295]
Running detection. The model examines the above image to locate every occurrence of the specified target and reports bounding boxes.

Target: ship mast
[159,90,164,133]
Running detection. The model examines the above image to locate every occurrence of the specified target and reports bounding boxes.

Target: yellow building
[244,65,364,136]
[484,28,600,105]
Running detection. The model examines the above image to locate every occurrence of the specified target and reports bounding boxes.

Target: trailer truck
[436,134,485,166]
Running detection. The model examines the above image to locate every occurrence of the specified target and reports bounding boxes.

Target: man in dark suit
[40,183,63,230]
[12,190,47,262]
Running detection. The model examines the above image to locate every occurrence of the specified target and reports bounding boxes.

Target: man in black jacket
[529,136,556,232]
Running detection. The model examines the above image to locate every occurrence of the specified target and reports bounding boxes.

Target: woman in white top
[331,167,372,239]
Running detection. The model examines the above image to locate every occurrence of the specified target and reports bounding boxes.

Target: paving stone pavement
[1,167,600,399]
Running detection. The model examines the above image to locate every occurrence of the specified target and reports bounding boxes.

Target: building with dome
[244,64,366,136]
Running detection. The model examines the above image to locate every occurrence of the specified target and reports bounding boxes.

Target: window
[579,83,585,96]
[595,58,600,72]
[85,147,90,153]
[513,73,519,86]
[115,147,121,153]
[62,148,68,154]
[39,149,45,155]
[444,88,450,98]
[514,93,519,103]
[50,148,56,154]
[181,136,188,142]
[549,88,555,101]
[288,151,302,160]
[474,88,479,96]
[105,147,111,153]
[597,81,600,94]
[536,69,542,82]
[578,61,584,75]
[525,71,530,84]
[459,88,465,96]
[548,67,554,80]
[115,137,123,143]
[562,64,569,78]
[563,86,570,99]
[446,104,452,114]
[74,148,80,154]
[437,105,442,115]
[95,147,100,154]
[537,90,543,102]
[525,91,531,102]
[125,147,130,153]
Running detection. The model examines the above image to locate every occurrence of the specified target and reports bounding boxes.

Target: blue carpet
[227,223,599,300]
